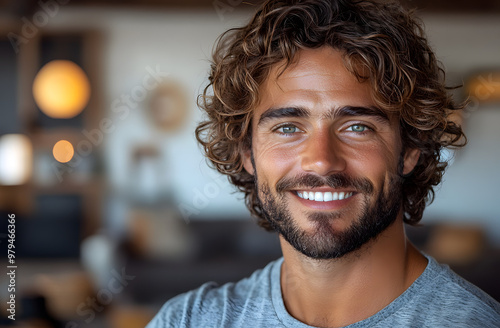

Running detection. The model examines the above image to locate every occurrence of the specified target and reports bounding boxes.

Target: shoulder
[145,281,222,328]
[434,266,500,324]
[400,255,500,327]
[145,258,282,328]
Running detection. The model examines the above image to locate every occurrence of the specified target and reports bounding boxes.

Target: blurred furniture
[108,305,155,328]
[35,272,93,322]
[125,219,500,312]
[124,218,282,305]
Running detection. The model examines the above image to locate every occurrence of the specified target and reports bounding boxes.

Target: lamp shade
[33,60,91,119]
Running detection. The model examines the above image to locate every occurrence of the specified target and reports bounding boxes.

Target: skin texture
[241,47,428,327]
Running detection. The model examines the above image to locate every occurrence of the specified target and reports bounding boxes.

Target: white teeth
[296,191,353,202]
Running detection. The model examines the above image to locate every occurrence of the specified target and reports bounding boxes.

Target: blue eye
[278,125,298,134]
[348,124,368,133]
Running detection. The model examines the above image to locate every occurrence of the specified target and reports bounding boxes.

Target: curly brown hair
[196,0,466,230]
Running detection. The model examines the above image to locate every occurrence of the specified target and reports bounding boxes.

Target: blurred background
[0,0,499,327]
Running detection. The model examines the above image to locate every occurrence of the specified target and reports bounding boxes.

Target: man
[148,0,500,327]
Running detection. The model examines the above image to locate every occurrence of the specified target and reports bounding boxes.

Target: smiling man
[147,0,500,327]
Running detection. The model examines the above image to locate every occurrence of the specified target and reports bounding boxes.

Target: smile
[296,191,354,202]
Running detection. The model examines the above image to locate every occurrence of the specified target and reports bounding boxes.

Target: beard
[255,172,404,260]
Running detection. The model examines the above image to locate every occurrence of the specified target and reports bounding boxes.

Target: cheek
[346,144,400,187]
[253,137,299,184]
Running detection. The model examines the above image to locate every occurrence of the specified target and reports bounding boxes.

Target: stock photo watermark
[213,0,245,21]
[178,172,229,223]
[64,267,135,327]
[51,65,169,182]
[463,73,500,118]
[5,214,16,321]
[8,0,70,54]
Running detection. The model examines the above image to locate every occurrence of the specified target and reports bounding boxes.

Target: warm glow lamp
[0,134,33,185]
[467,72,500,103]
[33,60,91,119]
[53,140,75,163]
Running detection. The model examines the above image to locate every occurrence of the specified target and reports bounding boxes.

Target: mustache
[275,173,374,194]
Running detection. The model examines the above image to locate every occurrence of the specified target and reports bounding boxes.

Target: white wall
[45,8,500,243]
[419,15,500,244]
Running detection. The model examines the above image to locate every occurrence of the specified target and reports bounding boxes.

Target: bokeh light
[53,140,75,163]
[467,72,500,102]
[33,60,91,119]
[0,134,33,185]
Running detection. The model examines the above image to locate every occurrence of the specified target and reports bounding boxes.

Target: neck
[279,218,428,328]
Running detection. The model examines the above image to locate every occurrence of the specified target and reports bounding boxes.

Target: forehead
[255,47,378,118]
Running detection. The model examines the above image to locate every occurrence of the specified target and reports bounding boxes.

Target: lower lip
[291,191,356,210]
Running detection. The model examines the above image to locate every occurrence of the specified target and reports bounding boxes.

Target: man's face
[242,47,419,259]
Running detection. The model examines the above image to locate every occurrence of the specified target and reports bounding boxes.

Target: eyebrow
[325,105,390,123]
[258,107,309,126]
[257,105,390,126]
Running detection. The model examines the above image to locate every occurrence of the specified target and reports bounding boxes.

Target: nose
[300,130,346,176]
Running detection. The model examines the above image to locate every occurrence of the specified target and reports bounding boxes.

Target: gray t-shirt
[146,255,500,327]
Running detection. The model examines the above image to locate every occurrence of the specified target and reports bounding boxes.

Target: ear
[402,148,420,176]
[241,147,254,175]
